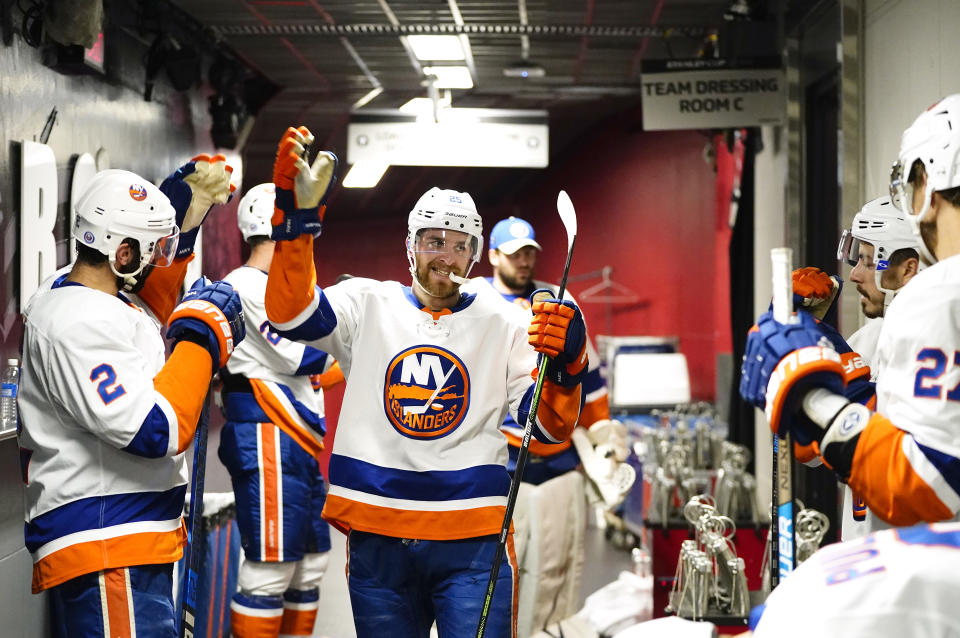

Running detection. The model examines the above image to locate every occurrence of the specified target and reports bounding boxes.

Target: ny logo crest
[383,345,470,439]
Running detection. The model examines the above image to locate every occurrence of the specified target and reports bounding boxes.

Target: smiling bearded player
[262,126,587,638]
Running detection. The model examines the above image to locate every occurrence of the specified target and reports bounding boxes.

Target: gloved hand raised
[792,267,842,322]
[167,277,245,371]
[271,126,338,240]
[160,154,236,258]
[739,309,845,444]
[528,290,587,387]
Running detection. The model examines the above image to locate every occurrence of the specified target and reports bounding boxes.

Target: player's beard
[858,289,883,319]
[415,258,464,300]
[500,264,534,292]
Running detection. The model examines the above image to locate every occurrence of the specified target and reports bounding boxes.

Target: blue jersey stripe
[295,346,330,375]
[123,404,171,458]
[917,443,960,499]
[274,287,337,342]
[329,455,510,501]
[582,367,605,395]
[24,484,187,552]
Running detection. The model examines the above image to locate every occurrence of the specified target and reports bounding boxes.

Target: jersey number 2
[90,364,127,405]
[914,349,960,400]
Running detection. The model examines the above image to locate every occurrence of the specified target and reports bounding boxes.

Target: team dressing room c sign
[640,59,785,131]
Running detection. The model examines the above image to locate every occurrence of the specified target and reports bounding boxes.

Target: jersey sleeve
[233,279,333,377]
[556,289,608,428]
[508,316,581,445]
[135,254,194,324]
[45,321,211,458]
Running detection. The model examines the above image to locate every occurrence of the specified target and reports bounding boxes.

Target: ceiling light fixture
[343,161,389,188]
[503,59,545,78]
[407,35,466,61]
[423,65,473,89]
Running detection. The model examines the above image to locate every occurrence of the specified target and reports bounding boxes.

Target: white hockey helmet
[237,182,276,242]
[889,94,960,263]
[406,187,483,284]
[73,169,179,288]
[837,196,921,307]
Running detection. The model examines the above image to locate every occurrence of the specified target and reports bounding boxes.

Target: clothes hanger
[576,266,639,304]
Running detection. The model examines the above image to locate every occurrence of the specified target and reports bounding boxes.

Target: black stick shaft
[475,236,576,638]
[180,387,211,638]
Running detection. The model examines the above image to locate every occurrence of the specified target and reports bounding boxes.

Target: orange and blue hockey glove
[528,291,587,387]
[271,126,338,240]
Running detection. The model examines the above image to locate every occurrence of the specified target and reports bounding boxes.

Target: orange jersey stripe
[280,606,318,635]
[502,430,573,457]
[848,413,954,527]
[32,524,186,593]
[249,379,324,457]
[259,423,282,561]
[265,235,317,325]
[101,568,133,638]
[317,361,345,390]
[136,254,193,323]
[507,533,519,638]
[579,394,611,428]
[154,341,214,453]
[230,609,283,638]
[535,381,581,442]
[322,494,513,540]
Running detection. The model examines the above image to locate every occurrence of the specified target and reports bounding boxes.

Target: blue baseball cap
[489,216,542,254]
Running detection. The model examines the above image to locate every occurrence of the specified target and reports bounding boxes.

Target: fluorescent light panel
[343,161,389,188]
[423,66,473,89]
[399,96,452,115]
[407,35,465,61]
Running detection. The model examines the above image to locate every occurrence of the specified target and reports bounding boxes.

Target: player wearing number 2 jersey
[17,163,242,637]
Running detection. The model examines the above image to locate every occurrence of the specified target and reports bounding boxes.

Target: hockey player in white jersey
[750,521,960,637]
[833,197,920,538]
[477,216,628,635]
[740,94,960,531]
[219,183,343,638]
[263,126,587,638]
[17,161,244,637]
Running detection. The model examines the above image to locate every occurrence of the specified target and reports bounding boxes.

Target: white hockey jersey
[222,266,333,457]
[269,275,580,540]
[19,268,191,592]
[846,317,883,380]
[753,522,960,637]
[847,254,960,526]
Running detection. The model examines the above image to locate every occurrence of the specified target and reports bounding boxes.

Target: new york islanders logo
[129,184,148,201]
[384,345,470,439]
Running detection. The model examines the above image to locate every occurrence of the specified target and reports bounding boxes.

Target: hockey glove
[271,126,338,240]
[792,267,842,322]
[587,419,630,463]
[739,309,845,443]
[167,277,245,372]
[528,290,587,387]
[160,154,236,258]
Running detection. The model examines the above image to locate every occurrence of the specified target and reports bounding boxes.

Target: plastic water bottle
[1,359,19,434]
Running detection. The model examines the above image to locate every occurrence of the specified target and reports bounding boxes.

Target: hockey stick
[179,384,212,638]
[769,248,796,589]
[475,191,578,638]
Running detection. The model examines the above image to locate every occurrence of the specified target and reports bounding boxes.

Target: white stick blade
[770,247,794,324]
[557,190,578,248]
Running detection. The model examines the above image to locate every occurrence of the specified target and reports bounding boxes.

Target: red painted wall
[501,111,726,400]
[309,108,729,475]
